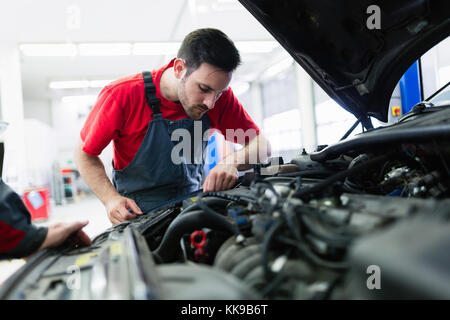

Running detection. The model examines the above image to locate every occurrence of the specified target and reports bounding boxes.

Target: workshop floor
[0,194,111,287]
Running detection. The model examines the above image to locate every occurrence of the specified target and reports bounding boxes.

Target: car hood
[239,0,450,122]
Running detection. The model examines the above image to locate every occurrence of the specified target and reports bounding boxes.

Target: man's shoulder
[213,87,240,112]
[103,73,144,95]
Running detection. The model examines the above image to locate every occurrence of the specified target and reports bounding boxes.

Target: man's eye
[199,87,209,93]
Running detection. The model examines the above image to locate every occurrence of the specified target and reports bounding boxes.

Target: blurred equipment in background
[51,161,64,206]
[21,187,50,221]
[61,168,79,203]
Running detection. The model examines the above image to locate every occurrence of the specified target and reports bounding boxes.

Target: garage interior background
[0,0,449,284]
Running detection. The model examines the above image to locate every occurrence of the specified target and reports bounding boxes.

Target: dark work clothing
[111,72,210,213]
[0,179,47,260]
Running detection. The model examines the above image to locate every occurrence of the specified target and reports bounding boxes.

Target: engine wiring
[146,138,450,299]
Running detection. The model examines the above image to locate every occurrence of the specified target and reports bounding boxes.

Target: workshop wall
[23,99,52,126]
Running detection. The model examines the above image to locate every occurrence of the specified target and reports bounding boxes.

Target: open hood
[239,0,450,122]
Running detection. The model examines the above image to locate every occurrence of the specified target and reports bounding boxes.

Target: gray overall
[112,71,210,213]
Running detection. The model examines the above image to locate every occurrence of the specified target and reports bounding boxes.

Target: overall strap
[142,71,161,115]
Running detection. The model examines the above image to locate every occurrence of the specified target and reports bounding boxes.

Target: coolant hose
[153,210,239,263]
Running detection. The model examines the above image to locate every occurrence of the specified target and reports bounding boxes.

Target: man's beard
[178,80,208,120]
[184,105,207,120]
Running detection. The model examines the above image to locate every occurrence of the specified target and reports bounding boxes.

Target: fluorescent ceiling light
[49,80,90,89]
[21,40,279,57]
[20,44,77,57]
[61,95,98,104]
[235,41,279,53]
[133,42,180,55]
[134,41,278,55]
[78,43,131,56]
[50,80,114,89]
[89,80,114,88]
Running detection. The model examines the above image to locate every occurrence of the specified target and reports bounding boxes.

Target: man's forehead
[197,80,229,92]
[192,64,231,89]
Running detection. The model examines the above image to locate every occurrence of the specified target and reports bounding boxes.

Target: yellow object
[110,242,123,256]
[75,252,98,267]
[392,106,401,116]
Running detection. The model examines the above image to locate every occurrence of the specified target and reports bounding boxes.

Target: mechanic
[74,28,271,225]
[0,179,91,260]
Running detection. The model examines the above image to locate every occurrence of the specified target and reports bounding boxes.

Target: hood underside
[239,0,450,122]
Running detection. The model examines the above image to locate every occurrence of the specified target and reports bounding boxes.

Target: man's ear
[173,58,187,79]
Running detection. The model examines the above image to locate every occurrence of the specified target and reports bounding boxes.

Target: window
[260,67,301,161]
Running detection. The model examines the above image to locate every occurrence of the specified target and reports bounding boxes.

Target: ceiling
[0,0,286,101]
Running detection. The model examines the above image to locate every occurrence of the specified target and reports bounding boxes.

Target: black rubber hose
[180,197,231,215]
[310,125,450,162]
[196,196,224,216]
[153,210,238,263]
[201,191,257,204]
[293,154,391,200]
[278,170,335,178]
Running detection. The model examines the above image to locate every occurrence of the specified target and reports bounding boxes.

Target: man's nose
[203,94,217,110]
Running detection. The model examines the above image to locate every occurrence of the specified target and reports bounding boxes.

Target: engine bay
[1,107,450,300]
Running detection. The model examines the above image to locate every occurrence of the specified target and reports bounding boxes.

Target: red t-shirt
[80,59,260,170]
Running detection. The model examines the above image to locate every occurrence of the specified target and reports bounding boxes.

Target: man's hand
[39,221,92,250]
[105,195,143,225]
[75,139,143,225]
[203,163,238,192]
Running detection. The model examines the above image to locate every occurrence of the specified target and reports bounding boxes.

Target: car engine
[1,107,449,300]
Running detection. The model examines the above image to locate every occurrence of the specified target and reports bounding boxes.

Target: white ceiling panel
[0,0,188,42]
[172,1,274,41]
[0,1,286,101]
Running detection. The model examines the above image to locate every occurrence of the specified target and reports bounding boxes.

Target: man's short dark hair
[177,28,241,75]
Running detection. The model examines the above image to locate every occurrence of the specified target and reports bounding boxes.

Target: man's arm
[203,134,271,192]
[222,133,272,171]
[74,138,142,224]
[0,179,91,260]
